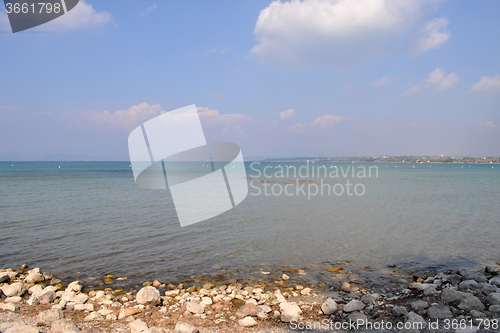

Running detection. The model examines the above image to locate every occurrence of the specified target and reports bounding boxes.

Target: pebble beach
[2,263,500,333]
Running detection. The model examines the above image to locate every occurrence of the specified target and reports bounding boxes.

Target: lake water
[1,161,499,288]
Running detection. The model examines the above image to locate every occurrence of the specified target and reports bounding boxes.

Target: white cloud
[403,68,459,95]
[279,109,296,119]
[479,121,497,129]
[197,107,252,125]
[93,102,163,129]
[139,3,159,17]
[372,76,396,87]
[287,114,345,133]
[413,17,450,53]
[41,0,113,31]
[251,0,447,67]
[469,75,500,93]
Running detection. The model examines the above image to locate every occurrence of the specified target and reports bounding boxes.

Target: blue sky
[0,0,499,160]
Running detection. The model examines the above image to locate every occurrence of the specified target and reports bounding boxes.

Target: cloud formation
[279,109,296,119]
[413,17,450,53]
[139,3,159,17]
[251,0,448,67]
[197,107,252,125]
[372,76,396,87]
[479,121,497,129]
[93,103,163,129]
[287,114,345,133]
[469,75,500,93]
[42,0,113,31]
[403,68,459,95]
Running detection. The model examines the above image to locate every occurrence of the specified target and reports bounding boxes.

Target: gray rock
[321,298,337,315]
[411,300,429,310]
[479,283,498,295]
[393,305,408,317]
[343,299,365,312]
[485,266,500,275]
[459,280,479,290]
[33,289,56,304]
[406,311,427,328]
[470,310,486,318]
[238,316,258,327]
[485,292,500,305]
[424,285,438,295]
[280,302,302,322]
[444,274,462,285]
[129,319,148,333]
[347,311,367,322]
[1,282,27,297]
[458,295,485,311]
[490,277,500,287]
[0,272,10,283]
[185,301,204,314]
[442,289,467,304]
[427,305,452,319]
[136,286,160,306]
[3,324,40,333]
[36,308,64,326]
[489,305,500,313]
[51,319,80,333]
[455,327,479,333]
[174,322,199,333]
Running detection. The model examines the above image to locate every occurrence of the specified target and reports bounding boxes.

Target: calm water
[1,161,499,286]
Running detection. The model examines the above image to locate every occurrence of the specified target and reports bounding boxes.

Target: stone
[300,287,311,295]
[1,282,27,297]
[340,281,351,291]
[424,285,438,295]
[66,281,82,292]
[174,322,198,333]
[442,289,467,304]
[145,328,165,333]
[136,286,161,305]
[393,305,408,316]
[489,305,500,313]
[25,272,44,284]
[406,311,427,328]
[74,293,89,304]
[237,303,261,317]
[343,299,364,312]
[321,298,337,315]
[0,303,19,312]
[84,312,104,321]
[239,316,258,327]
[199,297,212,306]
[5,296,22,303]
[411,300,429,310]
[118,307,142,319]
[81,329,103,333]
[36,308,64,326]
[479,283,498,295]
[28,284,43,294]
[458,295,485,311]
[485,292,500,305]
[347,311,367,322]
[185,301,204,314]
[74,303,94,311]
[485,266,500,275]
[62,291,77,302]
[459,280,479,290]
[427,305,452,319]
[3,324,40,333]
[489,277,500,287]
[0,272,10,283]
[282,274,290,281]
[444,274,462,285]
[470,310,486,318]
[35,289,56,304]
[51,319,80,333]
[259,304,272,313]
[129,319,148,333]
[280,302,302,322]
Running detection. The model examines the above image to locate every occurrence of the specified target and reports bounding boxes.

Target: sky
[0,0,499,160]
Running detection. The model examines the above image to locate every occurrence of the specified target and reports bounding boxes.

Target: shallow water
[1,161,499,286]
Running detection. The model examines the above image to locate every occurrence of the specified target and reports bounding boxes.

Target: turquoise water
[0,161,499,285]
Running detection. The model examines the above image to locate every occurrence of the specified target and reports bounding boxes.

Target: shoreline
[2,263,500,332]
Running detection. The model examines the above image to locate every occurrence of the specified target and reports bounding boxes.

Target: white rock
[25,272,44,284]
[238,316,258,327]
[73,293,89,304]
[259,304,272,313]
[136,287,160,305]
[74,303,94,311]
[5,296,22,303]
[1,282,27,297]
[66,281,82,292]
[200,297,212,306]
[185,301,204,314]
[32,290,56,305]
[129,319,148,333]
[36,308,64,326]
[50,319,80,333]
[84,312,104,321]
[62,291,77,302]
[174,322,199,333]
[0,303,19,312]
[3,324,40,333]
[280,302,302,322]
[29,284,44,294]
[106,314,118,321]
[300,287,311,295]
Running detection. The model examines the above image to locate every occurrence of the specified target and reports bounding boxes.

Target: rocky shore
[2,264,500,332]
